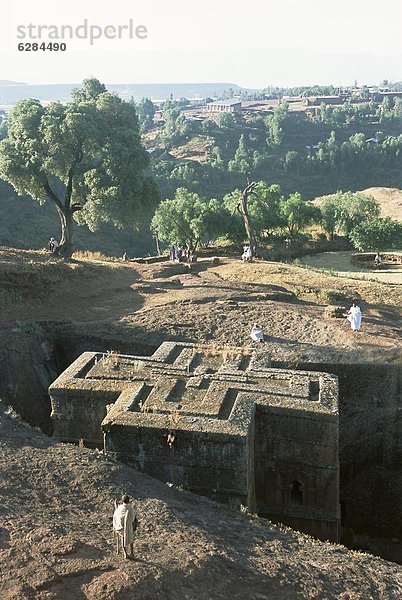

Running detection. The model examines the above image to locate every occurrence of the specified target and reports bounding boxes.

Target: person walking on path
[346,302,362,332]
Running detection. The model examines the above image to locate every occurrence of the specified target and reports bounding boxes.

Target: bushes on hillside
[349,217,402,251]
[320,192,380,239]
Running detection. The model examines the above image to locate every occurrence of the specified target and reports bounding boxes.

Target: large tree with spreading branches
[0,78,159,257]
[151,187,227,252]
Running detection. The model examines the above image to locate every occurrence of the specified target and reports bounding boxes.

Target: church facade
[50,341,340,541]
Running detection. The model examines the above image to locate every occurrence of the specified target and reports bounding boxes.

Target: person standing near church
[113,494,136,560]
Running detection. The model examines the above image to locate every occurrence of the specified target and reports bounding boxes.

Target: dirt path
[299,251,402,284]
[1,251,401,364]
[115,259,401,364]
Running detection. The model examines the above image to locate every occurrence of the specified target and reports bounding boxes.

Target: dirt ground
[0,407,401,600]
[1,250,401,366]
[360,187,402,221]
[298,251,402,285]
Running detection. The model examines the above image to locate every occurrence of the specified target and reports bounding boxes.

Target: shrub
[349,217,402,251]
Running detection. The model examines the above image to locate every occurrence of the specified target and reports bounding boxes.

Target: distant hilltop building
[50,341,340,541]
[377,90,402,100]
[305,95,349,106]
[205,99,242,113]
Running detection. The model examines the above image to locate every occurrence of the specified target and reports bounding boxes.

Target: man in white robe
[242,246,252,262]
[347,303,362,331]
[251,323,265,342]
[113,495,135,559]
[374,253,382,266]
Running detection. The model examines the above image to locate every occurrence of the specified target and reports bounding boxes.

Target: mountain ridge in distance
[0,82,248,104]
[0,80,27,86]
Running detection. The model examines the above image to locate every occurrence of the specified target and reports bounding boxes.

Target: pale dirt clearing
[298,251,402,285]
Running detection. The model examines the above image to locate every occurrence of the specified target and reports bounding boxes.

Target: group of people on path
[242,238,292,262]
[169,243,195,263]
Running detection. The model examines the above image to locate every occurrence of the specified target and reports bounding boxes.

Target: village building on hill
[205,99,242,113]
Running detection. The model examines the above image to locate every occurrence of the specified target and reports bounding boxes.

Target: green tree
[0,78,159,257]
[216,112,235,129]
[349,217,402,251]
[223,181,283,248]
[249,182,283,236]
[320,191,380,237]
[135,97,156,131]
[360,86,370,101]
[201,119,217,136]
[151,187,227,252]
[221,194,248,245]
[339,192,379,234]
[280,193,321,237]
[228,134,252,175]
[284,150,303,172]
[379,97,393,124]
[320,195,338,240]
[162,101,181,137]
[393,98,402,121]
[161,101,192,142]
[0,119,7,140]
[265,102,289,146]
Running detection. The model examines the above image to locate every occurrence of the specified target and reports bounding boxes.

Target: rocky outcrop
[0,325,59,433]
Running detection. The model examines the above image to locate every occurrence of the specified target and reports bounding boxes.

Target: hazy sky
[1,0,402,87]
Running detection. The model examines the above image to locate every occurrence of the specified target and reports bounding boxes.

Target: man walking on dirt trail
[346,302,362,332]
[113,495,136,560]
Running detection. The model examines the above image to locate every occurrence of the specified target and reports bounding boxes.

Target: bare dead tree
[154,235,161,256]
[235,179,259,256]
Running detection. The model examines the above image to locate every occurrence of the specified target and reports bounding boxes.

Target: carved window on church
[290,480,304,506]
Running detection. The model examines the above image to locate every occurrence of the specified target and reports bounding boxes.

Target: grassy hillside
[149,104,402,201]
[2,94,402,254]
[360,187,402,220]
